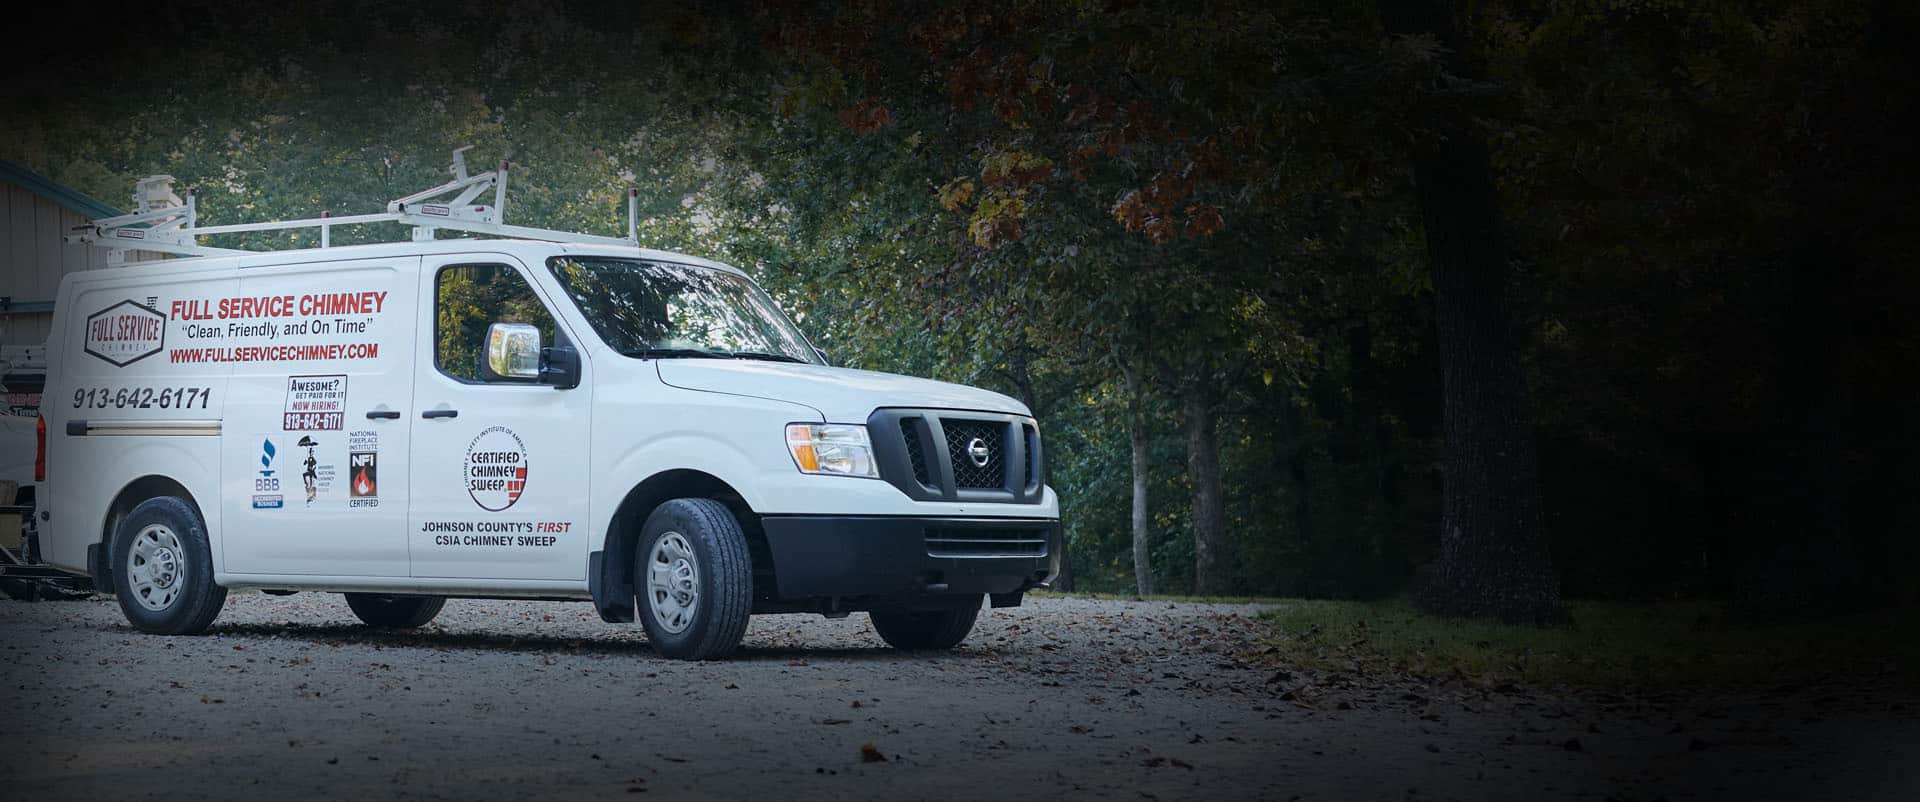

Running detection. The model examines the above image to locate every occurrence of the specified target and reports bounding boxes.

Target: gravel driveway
[3,593,1915,801]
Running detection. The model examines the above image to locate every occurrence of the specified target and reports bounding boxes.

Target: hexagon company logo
[84,300,167,367]
[464,425,528,511]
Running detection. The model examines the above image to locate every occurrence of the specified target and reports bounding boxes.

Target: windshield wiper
[727,351,808,364]
[623,348,732,360]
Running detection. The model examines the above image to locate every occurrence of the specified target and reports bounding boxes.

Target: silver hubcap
[127,524,185,612]
[646,532,699,634]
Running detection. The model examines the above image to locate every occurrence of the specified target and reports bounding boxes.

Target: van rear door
[220,258,418,577]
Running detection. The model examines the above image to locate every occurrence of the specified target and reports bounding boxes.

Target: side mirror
[814,347,830,366]
[485,323,542,380]
[540,343,581,389]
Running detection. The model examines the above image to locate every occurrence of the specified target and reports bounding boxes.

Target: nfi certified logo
[83,300,167,367]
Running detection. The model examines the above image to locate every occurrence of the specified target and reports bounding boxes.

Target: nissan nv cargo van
[37,239,1060,659]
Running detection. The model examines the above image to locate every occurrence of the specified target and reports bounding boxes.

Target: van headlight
[785,423,879,478]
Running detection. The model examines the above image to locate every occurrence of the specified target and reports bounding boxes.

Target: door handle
[421,409,459,419]
[365,410,401,420]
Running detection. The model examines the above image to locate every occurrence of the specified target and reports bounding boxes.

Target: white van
[38,221,1059,659]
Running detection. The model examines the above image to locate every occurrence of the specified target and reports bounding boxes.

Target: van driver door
[407,256,593,582]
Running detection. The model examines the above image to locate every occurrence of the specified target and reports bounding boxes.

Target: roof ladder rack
[67,147,642,265]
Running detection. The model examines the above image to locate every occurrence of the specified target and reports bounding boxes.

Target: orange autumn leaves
[838,99,893,135]
[1112,164,1225,245]
[926,146,1226,249]
[823,7,1232,250]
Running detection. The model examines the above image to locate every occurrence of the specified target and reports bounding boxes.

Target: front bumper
[760,515,1060,600]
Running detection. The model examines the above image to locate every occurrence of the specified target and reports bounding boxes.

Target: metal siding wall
[6,314,52,345]
[7,184,37,295]
[3,185,35,347]
[1,184,21,290]
[2,179,105,346]
[39,202,64,300]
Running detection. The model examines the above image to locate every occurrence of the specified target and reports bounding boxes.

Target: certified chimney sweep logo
[84,300,167,366]
[464,426,528,511]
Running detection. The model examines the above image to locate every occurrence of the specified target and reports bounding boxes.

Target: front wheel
[111,496,227,635]
[343,594,446,628]
[870,601,982,651]
[634,498,753,660]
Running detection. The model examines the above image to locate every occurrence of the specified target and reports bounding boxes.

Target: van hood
[655,360,1029,423]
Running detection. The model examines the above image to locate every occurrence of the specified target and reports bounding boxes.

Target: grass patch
[1260,598,1919,689]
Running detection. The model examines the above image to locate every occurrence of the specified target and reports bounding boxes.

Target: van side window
[434,264,558,383]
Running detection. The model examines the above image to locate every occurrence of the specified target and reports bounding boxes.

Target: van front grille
[867,409,1045,504]
[1022,422,1041,489]
[900,419,931,486]
[924,527,1049,558]
[941,418,1006,489]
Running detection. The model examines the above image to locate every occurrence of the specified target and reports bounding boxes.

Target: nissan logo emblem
[966,438,992,468]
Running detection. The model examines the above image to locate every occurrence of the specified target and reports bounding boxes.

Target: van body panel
[44,263,238,573]
[51,438,222,573]
[218,258,419,576]
[657,359,1029,424]
[587,354,820,529]
[217,572,589,598]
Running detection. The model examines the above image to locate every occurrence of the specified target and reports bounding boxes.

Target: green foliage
[7,0,1916,605]
[433,265,557,383]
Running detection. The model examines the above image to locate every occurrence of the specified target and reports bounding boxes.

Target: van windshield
[546,257,820,364]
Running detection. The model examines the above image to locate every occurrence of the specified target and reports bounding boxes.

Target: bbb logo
[252,439,283,509]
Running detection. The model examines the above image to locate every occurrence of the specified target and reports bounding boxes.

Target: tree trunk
[1127,368,1154,597]
[1183,380,1231,596]
[1284,397,1314,589]
[1409,133,1559,623]
[1053,535,1075,592]
[1379,0,1559,623]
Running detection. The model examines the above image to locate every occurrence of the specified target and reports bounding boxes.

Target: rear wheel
[870,601,982,651]
[343,594,446,628]
[634,498,753,660]
[111,496,226,635]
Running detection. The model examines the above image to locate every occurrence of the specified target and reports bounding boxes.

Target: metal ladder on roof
[66,147,642,265]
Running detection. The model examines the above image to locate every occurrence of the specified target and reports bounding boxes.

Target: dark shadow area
[82,619,1001,664]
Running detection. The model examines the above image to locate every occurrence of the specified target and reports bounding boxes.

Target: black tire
[343,594,446,628]
[634,498,753,660]
[110,496,226,635]
[870,601,982,651]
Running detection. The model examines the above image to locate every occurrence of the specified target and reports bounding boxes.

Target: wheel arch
[591,469,762,623]
[93,475,206,589]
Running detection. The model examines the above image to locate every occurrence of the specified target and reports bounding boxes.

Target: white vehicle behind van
[35,156,1059,659]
